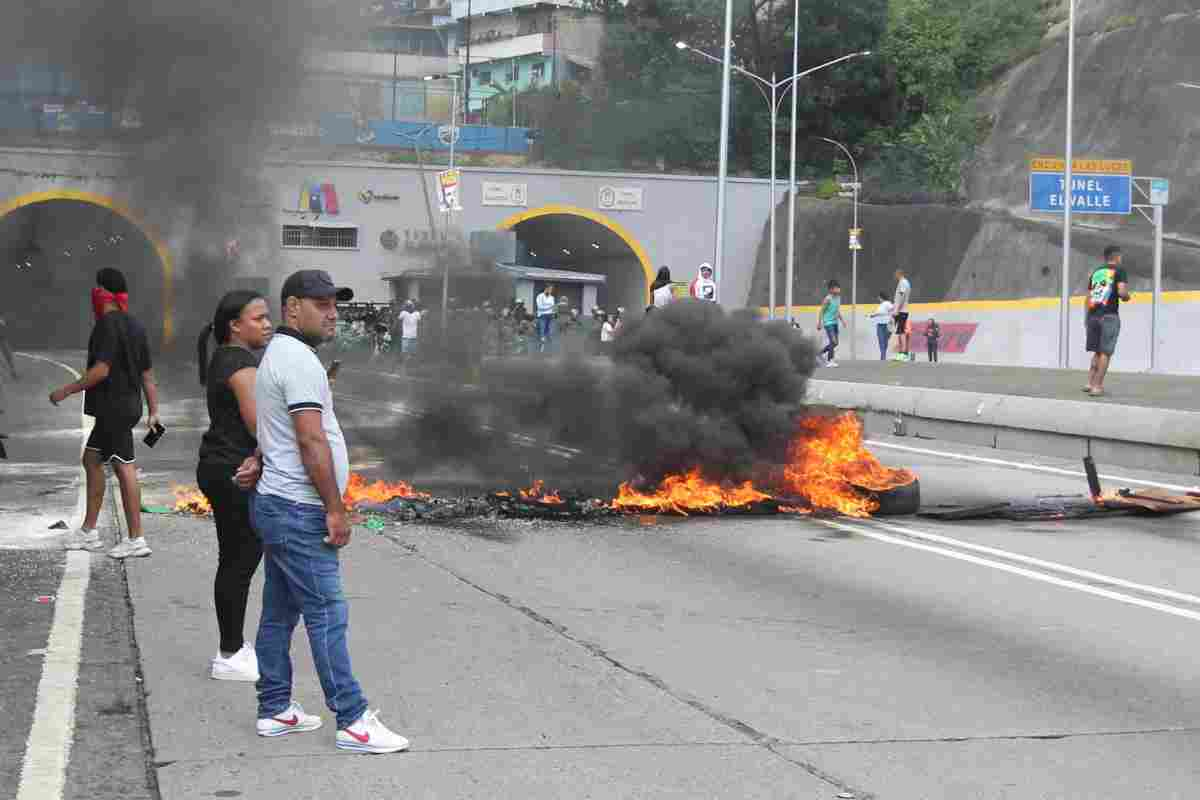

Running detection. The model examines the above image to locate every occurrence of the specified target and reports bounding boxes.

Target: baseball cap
[699,262,713,274]
[280,269,354,305]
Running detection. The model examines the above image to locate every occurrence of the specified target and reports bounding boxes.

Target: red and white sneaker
[336,710,410,754]
[256,702,323,737]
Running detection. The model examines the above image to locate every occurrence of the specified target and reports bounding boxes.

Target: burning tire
[867,478,920,517]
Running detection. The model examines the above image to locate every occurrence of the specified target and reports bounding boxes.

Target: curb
[808,379,1200,477]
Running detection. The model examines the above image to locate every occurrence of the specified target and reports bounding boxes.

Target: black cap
[280,270,353,305]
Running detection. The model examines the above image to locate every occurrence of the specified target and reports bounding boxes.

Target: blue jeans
[876,323,890,360]
[821,324,839,360]
[536,315,553,352]
[252,492,368,729]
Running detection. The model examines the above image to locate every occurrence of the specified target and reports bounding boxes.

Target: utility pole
[464,0,472,122]
[712,0,734,297]
[1058,0,1076,368]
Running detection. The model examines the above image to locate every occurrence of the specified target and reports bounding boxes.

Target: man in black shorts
[50,268,160,558]
[1084,245,1130,398]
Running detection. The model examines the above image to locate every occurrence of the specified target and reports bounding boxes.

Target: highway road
[5,352,1200,799]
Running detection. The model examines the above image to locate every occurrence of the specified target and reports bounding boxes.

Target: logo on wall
[437,125,461,146]
[380,229,400,250]
[359,189,403,204]
[300,181,340,215]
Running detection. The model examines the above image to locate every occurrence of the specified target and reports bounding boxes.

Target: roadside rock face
[754,5,1200,305]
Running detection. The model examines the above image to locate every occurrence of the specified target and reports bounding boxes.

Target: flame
[779,413,915,518]
[612,468,771,516]
[607,413,912,518]
[518,480,564,504]
[172,485,212,516]
[342,472,430,509]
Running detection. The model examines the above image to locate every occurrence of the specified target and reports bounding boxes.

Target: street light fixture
[815,136,860,360]
[678,43,871,321]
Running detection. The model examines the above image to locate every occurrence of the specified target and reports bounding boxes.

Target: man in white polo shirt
[250,269,409,754]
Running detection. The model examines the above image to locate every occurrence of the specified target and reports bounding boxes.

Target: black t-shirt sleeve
[212,348,259,386]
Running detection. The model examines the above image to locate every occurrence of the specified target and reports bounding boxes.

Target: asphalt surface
[811,359,1200,412]
[6,351,1200,798]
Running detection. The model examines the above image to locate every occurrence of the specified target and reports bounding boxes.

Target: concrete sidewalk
[807,361,1200,476]
[129,517,832,799]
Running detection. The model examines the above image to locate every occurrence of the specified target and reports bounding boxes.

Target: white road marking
[817,518,1200,623]
[13,353,92,531]
[15,551,91,800]
[866,438,1198,493]
[859,518,1200,607]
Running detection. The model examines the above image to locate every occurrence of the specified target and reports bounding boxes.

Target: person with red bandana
[50,267,159,558]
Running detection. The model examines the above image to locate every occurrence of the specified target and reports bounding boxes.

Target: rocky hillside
[755,3,1200,306]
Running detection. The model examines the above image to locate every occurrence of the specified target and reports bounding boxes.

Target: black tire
[870,478,920,516]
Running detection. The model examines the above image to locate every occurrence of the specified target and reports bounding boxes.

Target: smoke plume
[363,302,817,490]
[4,0,355,335]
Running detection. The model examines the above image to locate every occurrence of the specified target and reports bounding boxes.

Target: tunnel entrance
[499,206,652,315]
[0,194,171,349]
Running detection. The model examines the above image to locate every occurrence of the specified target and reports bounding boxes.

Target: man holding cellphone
[51,268,159,558]
[248,270,409,753]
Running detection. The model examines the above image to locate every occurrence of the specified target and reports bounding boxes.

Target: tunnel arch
[0,190,175,344]
[496,204,655,302]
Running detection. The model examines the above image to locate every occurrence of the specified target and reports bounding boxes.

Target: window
[508,61,519,83]
[530,62,545,83]
[281,225,359,250]
[476,69,492,85]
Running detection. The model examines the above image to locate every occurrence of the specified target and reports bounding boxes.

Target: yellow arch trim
[495,204,655,296]
[0,190,175,344]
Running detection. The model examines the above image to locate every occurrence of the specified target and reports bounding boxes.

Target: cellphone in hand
[143,422,166,448]
[327,360,342,381]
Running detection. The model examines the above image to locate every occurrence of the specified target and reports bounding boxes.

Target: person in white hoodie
[689,263,718,302]
[534,284,557,353]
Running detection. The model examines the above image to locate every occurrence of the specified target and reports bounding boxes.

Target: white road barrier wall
[772,291,1200,375]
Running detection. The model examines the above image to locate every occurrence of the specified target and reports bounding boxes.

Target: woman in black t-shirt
[196,291,273,682]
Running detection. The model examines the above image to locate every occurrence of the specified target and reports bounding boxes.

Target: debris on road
[919,457,1200,522]
[48,520,68,530]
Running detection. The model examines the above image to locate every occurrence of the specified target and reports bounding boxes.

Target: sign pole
[1152,203,1163,372]
[1059,0,1076,369]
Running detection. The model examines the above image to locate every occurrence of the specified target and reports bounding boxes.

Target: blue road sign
[1029,172,1132,215]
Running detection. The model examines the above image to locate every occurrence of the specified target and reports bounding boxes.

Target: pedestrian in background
[51,267,159,559]
[817,279,847,367]
[196,290,273,682]
[869,291,894,361]
[689,262,718,302]
[601,311,616,354]
[535,284,556,354]
[925,317,941,363]
[892,269,912,361]
[396,299,421,365]
[1084,244,1130,397]
[650,266,673,309]
[249,269,409,754]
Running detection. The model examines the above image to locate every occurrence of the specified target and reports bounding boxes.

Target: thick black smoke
[3,0,353,336]
[362,302,817,489]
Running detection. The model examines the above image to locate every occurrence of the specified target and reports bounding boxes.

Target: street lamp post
[425,74,462,330]
[1059,0,1076,368]
[713,0,734,301]
[677,43,870,320]
[816,136,859,360]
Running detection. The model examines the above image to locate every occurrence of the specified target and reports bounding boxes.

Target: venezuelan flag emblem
[300,181,340,215]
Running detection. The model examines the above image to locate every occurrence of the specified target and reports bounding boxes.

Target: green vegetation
[514,0,1048,198]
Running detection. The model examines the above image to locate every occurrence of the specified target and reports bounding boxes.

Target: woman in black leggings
[196,291,273,681]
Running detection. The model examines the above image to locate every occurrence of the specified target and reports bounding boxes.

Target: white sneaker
[107,537,152,559]
[63,528,103,551]
[211,644,259,682]
[336,710,410,754]
[257,702,323,737]
[827,360,839,368]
